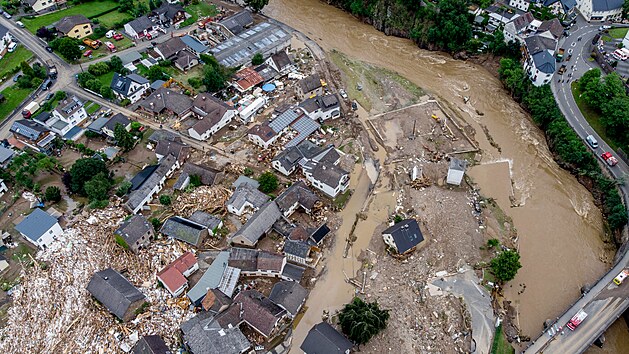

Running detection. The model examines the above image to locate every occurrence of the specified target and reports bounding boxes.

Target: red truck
[566,310,588,330]
[601,151,618,166]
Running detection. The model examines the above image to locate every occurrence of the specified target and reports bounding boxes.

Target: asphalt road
[525,17,629,354]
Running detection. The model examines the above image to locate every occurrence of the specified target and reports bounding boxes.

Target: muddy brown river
[264,0,629,350]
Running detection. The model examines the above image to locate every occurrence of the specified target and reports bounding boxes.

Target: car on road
[16,21,24,28]
[151,41,157,46]
[558,65,567,75]
[339,88,348,99]
[13,74,21,82]
[613,269,629,285]
[601,151,618,166]
[45,46,53,53]
[2,11,11,19]
[586,135,598,149]
[45,92,54,101]
[599,25,612,31]
[566,310,588,330]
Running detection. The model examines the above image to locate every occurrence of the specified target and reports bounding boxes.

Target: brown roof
[155,139,190,159]
[190,93,233,135]
[234,290,285,337]
[139,87,193,116]
[156,37,186,59]
[257,251,284,272]
[157,252,197,294]
[298,73,322,93]
[214,303,243,328]
[275,180,319,214]
[288,225,309,242]
[234,67,264,91]
[247,124,276,142]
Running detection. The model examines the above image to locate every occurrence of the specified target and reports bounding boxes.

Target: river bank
[265,0,619,344]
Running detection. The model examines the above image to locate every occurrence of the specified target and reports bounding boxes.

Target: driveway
[432,268,495,354]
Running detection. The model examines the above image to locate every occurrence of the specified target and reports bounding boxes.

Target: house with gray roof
[230,201,282,247]
[0,145,14,168]
[269,281,308,318]
[125,154,180,214]
[523,33,557,86]
[296,73,323,100]
[25,0,56,13]
[248,108,320,149]
[283,239,312,265]
[577,0,623,21]
[188,93,237,141]
[446,158,467,186]
[181,312,251,354]
[272,140,324,176]
[265,50,293,75]
[188,211,223,234]
[86,268,146,322]
[137,88,193,119]
[233,289,287,338]
[503,12,535,44]
[382,218,425,254]
[302,147,349,198]
[102,113,132,139]
[0,24,10,55]
[154,138,190,164]
[228,248,288,277]
[180,35,209,57]
[188,251,241,304]
[153,2,187,25]
[160,216,208,247]
[111,73,150,104]
[301,322,353,354]
[173,162,221,190]
[226,184,269,216]
[124,15,156,39]
[15,208,62,249]
[275,181,320,217]
[299,94,341,122]
[114,215,154,252]
[132,335,171,354]
[232,175,259,189]
[10,119,56,154]
[218,10,254,36]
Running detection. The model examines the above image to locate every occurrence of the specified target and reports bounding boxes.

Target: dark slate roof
[139,87,193,116]
[226,184,269,212]
[523,35,557,55]
[127,15,153,33]
[298,73,322,93]
[181,35,208,54]
[125,155,178,212]
[132,335,171,354]
[275,180,319,213]
[0,24,8,38]
[148,129,179,143]
[115,215,152,245]
[182,313,251,354]
[511,12,534,31]
[538,18,563,39]
[282,263,306,282]
[154,2,185,20]
[219,10,254,35]
[269,281,307,316]
[156,37,186,59]
[56,15,90,34]
[190,93,232,136]
[310,224,330,244]
[283,240,310,258]
[272,140,324,172]
[15,208,58,242]
[230,201,282,245]
[174,162,221,189]
[189,211,222,231]
[228,247,258,271]
[160,216,206,246]
[382,219,424,254]
[155,139,189,159]
[449,157,467,172]
[299,94,340,114]
[269,50,292,70]
[111,73,149,97]
[202,288,232,313]
[103,113,131,132]
[234,289,285,337]
[303,148,347,189]
[592,0,623,12]
[301,322,353,354]
[11,119,49,141]
[34,111,54,125]
[0,145,14,164]
[560,0,577,11]
[532,51,556,74]
[130,164,158,191]
[86,268,146,320]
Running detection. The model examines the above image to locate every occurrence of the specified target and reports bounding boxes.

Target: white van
[7,42,17,53]
[586,135,599,149]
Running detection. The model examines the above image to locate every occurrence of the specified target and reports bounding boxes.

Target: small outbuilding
[446,158,467,186]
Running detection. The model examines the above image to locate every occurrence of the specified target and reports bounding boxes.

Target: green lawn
[609,28,629,39]
[95,11,133,29]
[571,82,619,151]
[86,102,101,114]
[97,71,115,87]
[22,0,120,33]
[491,324,514,354]
[182,1,218,27]
[0,46,34,80]
[0,85,34,122]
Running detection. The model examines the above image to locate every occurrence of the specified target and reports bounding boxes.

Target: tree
[252,52,264,65]
[119,0,134,13]
[258,171,278,193]
[150,217,162,229]
[100,86,114,99]
[57,37,82,61]
[84,172,111,202]
[36,27,54,41]
[54,91,67,101]
[69,158,108,195]
[159,194,171,205]
[88,62,111,76]
[624,0,629,19]
[20,61,35,78]
[490,249,522,282]
[147,66,166,81]
[149,0,156,10]
[44,186,62,203]
[109,55,123,73]
[114,123,135,151]
[202,65,227,92]
[188,77,202,89]
[189,174,202,187]
[115,181,133,197]
[244,0,269,12]
[338,297,389,345]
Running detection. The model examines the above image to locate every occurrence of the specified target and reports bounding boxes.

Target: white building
[576,0,623,22]
[125,154,180,214]
[446,158,467,186]
[188,93,237,141]
[298,94,341,122]
[523,34,557,86]
[15,208,62,249]
[110,73,150,104]
[0,25,12,56]
[45,96,88,136]
[0,179,7,197]
[247,124,280,149]
[509,0,531,12]
[302,147,350,198]
[25,0,56,13]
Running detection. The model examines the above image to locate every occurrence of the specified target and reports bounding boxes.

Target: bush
[84,130,101,138]
[490,250,522,282]
[243,167,254,176]
[115,181,132,197]
[159,194,171,206]
[88,62,111,76]
[189,174,202,187]
[44,186,62,203]
[257,171,278,193]
[120,99,131,107]
[130,121,142,131]
[114,234,129,249]
[150,217,162,230]
[252,52,264,65]
[188,77,202,89]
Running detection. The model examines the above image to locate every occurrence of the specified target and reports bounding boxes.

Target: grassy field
[0,86,34,122]
[0,46,34,80]
[491,324,514,354]
[571,82,618,151]
[95,11,133,29]
[182,1,218,27]
[609,27,629,39]
[78,37,135,63]
[22,0,120,33]
[97,71,115,87]
[86,102,101,114]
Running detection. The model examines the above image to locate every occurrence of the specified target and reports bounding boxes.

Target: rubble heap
[0,207,194,353]
[173,186,232,217]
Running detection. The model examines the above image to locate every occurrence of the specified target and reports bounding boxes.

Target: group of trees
[200,54,233,92]
[578,69,629,148]
[6,152,60,191]
[118,0,149,17]
[15,61,47,90]
[77,56,125,98]
[65,158,112,207]
[490,249,522,282]
[257,171,278,194]
[244,0,269,12]
[50,37,83,62]
[499,58,628,231]
[338,297,389,345]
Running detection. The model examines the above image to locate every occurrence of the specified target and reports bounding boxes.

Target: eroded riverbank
[265,0,618,342]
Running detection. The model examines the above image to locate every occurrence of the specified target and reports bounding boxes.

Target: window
[83,25,88,29]
[74,29,79,33]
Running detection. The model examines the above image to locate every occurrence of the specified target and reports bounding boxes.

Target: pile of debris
[0,207,194,353]
[173,186,232,217]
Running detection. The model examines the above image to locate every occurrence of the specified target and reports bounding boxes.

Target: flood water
[265,0,626,348]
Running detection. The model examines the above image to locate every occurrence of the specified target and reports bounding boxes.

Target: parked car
[106,30,115,38]
[16,21,24,28]
[83,49,92,57]
[45,92,54,101]
[13,74,21,82]
[7,42,17,53]
[113,33,123,41]
[613,269,629,285]
[78,45,86,50]
[40,78,52,91]
[351,100,358,111]
[601,151,618,166]
[2,12,11,19]
[558,65,567,75]
[339,88,348,99]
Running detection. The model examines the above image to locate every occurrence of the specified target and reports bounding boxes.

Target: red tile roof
[157,251,197,294]
[234,67,264,91]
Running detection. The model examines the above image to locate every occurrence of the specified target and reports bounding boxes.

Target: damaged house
[86,268,146,322]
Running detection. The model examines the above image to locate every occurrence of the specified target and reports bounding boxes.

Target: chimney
[150,102,154,108]
[156,94,161,99]
[202,96,206,100]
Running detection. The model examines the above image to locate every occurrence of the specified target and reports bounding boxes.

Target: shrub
[44,186,62,203]
[257,171,278,193]
[114,234,129,249]
[159,194,171,206]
